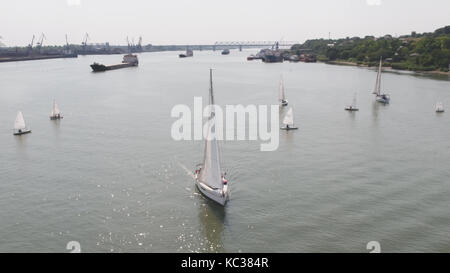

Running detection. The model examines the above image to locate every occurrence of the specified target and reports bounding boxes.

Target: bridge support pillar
[213,45,216,51]
[239,45,242,51]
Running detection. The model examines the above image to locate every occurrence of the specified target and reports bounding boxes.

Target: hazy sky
[1,0,450,46]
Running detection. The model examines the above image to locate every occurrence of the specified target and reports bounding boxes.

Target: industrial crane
[137,36,142,51]
[82,33,89,50]
[27,35,35,55]
[35,33,46,50]
[126,36,131,52]
[65,34,69,48]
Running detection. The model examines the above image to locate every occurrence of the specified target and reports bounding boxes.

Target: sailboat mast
[209,69,214,106]
[377,57,382,94]
[279,75,285,101]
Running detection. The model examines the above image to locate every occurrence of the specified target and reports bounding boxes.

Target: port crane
[81,33,89,50]
[137,36,142,51]
[65,34,69,48]
[127,36,136,52]
[27,35,35,55]
[35,33,46,51]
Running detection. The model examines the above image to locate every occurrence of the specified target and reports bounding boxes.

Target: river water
[0,50,449,252]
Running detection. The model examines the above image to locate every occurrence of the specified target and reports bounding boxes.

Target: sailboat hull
[13,130,31,135]
[194,177,228,206]
[50,116,63,120]
[280,126,298,130]
[345,107,359,111]
[376,96,390,104]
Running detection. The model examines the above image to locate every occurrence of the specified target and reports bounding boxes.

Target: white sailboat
[50,100,63,120]
[279,75,288,107]
[373,57,390,104]
[194,69,229,206]
[345,93,359,111]
[436,102,445,113]
[280,107,298,130]
[13,111,32,135]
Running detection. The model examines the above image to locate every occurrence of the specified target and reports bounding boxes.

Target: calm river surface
[0,50,449,252]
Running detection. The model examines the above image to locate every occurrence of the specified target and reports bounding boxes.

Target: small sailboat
[279,76,288,107]
[280,108,298,130]
[194,69,229,206]
[345,93,359,111]
[373,57,390,104]
[436,102,445,113]
[49,100,63,120]
[13,111,32,135]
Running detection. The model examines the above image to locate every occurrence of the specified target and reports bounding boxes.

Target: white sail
[199,70,223,190]
[199,120,223,189]
[279,76,286,101]
[373,58,382,95]
[52,100,60,116]
[283,108,294,126]
[352,93,357,108]
[14,111,26,130]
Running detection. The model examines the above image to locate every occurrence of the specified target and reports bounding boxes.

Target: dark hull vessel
[90,62,136,72]
[14,129,32,135]
[90,54,138,72]
[262,54,283,63]
[179,49,193,58]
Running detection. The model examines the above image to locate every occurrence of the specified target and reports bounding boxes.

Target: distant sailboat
[345,93,359,111]
[436,102,445,113]
[50,100,63,120]
[373,57,390,104]
[280,107,298,130]
[279,75,288,107]
[194,69,229,206]
[13,111,32,135]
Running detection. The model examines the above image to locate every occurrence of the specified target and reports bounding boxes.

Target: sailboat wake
[178,162,195,180]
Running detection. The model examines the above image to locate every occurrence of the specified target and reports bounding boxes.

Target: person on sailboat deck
[222,173,228,185]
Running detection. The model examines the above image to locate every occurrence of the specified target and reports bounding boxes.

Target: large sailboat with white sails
[194,69,229,206]
[373,57,390,104]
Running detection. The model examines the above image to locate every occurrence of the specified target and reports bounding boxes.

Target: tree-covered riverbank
[291,26,450,73]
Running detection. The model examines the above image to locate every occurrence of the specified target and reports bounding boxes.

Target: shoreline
[324,60,450,76]
[0,54,78,63]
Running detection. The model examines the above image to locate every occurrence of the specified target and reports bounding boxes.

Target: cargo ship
[90,54,138,72]
[179,49,193,58]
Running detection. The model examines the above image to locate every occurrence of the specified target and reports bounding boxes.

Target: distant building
[410,53,420,57]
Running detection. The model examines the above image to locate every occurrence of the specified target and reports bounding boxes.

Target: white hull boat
[436,102,445,113]
[194,69,229,206]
